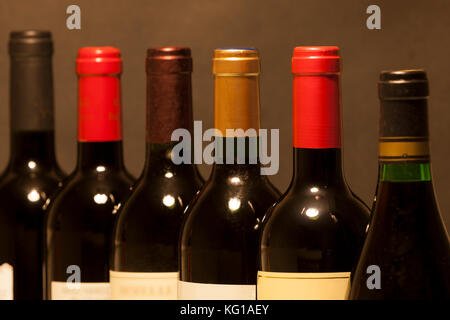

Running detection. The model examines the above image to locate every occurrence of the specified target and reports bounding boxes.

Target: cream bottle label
[257,271,351,300]
[0,263,13,300]
[178,281,256,300]
[51,281,110,300]
[110,271,178,300]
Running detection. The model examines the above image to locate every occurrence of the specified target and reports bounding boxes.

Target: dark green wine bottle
[350,70,450,300]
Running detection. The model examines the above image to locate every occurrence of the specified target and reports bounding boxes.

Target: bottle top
[379,69,429,99]
[213,48,260,75]
[378,69,430,142]
[9,30,53,56]
[76,47,122,75]
[292,46,340,74]
[146,47,192,74]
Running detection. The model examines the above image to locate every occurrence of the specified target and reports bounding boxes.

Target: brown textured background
[0,0,449,229]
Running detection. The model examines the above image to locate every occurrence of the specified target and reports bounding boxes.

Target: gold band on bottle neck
[378,136,430,162]
[213,48,261,136]
[213,48,260,76]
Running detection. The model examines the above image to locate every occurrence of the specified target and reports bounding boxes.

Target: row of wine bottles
[0,30,448,300]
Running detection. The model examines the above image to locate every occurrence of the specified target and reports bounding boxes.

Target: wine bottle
[179,48,280,300]
[44,47,134,300]
[0,30,65,300]
[258,47,370,300]
[350,70,450,300]
[110,47,203,300]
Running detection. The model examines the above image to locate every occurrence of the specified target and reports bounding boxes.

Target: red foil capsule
[76,47,123,142]
[292,46,341,149]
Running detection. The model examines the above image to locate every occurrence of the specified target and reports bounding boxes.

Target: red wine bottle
[110,47,203,299]
[0,30,65,300]
[179,48,280,300]
[258,47,370,300]
[350,70,450,299]
[44,47,134,300]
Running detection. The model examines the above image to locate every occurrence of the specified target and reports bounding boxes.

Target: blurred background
[0,0,449,228]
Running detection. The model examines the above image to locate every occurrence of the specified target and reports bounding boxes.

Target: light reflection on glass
[254,217,261,230]
[230,177,241,185]
[94,193,108,204]
[28,161,37,169]
[163,195,175,207]
[310,187,319,193]
[96,166,106,173]
[27,189,40,202]
[330,213,338,223]
[112,203,121,215]
[228,197,241,212]
[43,197,51,210]
[165,172,174,179]
[305,208,319,219]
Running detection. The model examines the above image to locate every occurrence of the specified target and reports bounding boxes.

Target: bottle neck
[214,74,260,135]
[143,64,196,177]
[211,64,262,180]
[291,148,345,187]
[9,131,58,171]
[8,52,57,172]
[10,54,55,132]
[78,74,122,142]
[209,136,263,181]
[76,141,125,172]
[293,73,341,149]
[291,71,343,188]
[379,162,431,182]
[75,71,125,172]
[142,141,198,176]
[378,97,431,183]
[146,72,193,143]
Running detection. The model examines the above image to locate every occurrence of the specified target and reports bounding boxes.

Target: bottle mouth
[146,47,192,74]
[213,48,260,76]
[380,69,427,82]
[379,69,429,99]
[9,30,53,56]
[147,47,191,58]
[76,47,122,75]
[214,47,258,57]
[292,46,340,74]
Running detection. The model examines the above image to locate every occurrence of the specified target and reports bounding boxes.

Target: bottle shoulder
[0,165,64,186]
[261,184,370,238]
[181,179,279,235]
[0,168,64,202]
[119,169,202,205]
[0,169,64,228]
[112,175,199,224]
[351,213,450,299]
[360,180,449,255]
[45,170,133,220]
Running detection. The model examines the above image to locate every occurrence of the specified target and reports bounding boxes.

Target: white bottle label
[0,263,13,300]
[110,271,178,300]
[257,271,351,300]
[51,281,110,300]
[178,281,256,300]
